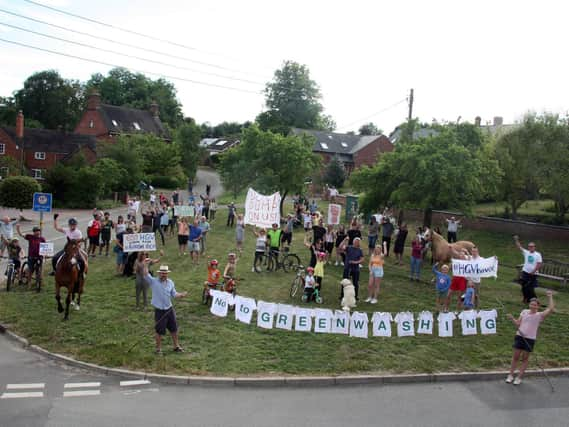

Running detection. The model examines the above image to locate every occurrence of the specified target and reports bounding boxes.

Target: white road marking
[1,392,44,399]
[64,382,101,389]
[6,383,45,390]
[120,380,150,387]
[63,390,101,398]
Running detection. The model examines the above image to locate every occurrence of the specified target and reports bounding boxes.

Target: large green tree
[219,125,320,213]
[358,122,382,136]
[86,68,184,128]
[256,61,334,134]
[14,70,84,130]
[174,119,204,181]
[351,125,499,226]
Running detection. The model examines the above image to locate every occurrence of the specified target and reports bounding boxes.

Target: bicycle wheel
[253,254,266,273]
[290,275,303,298]
[282,254,301,273]
[6,264,14,292]
[19,261,30,287]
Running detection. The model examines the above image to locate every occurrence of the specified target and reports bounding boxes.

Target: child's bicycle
[221,277,241,311]
[19,257,44,293]
[5,258,19,292]
[289,265,305,298]
[302,286,323,304]
[201,281,219,306]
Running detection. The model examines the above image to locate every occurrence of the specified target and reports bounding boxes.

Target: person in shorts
[514,236,542,303]
[188,218,202,265]
[144,263,187,354]
[86,213,101,257]
[505,290,555,385]
[432,262,451,312]
[282,215,294,247]
[99,212,114,256]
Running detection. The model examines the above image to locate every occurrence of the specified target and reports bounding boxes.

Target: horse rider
[49,214,87,278]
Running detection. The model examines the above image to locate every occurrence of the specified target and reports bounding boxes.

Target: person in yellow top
[366,242,386,304]
[314,251,326,292]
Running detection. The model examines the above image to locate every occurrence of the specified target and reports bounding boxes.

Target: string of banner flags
[208,290,498,339]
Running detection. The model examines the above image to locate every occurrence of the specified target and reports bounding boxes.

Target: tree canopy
[358,122,382,136]
[14,70,84,130]
[219,125,320,212]
[256,61,334,134]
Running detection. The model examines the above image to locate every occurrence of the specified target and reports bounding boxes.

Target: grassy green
[1,204,568,376]
[473,200,556,219]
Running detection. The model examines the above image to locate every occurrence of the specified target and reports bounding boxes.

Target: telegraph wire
[0,37,262,95]
[336,98,407,131]
[0,21,264,86]
[21,0,274,73]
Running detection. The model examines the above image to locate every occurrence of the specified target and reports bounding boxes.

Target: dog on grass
[340,278,356,312]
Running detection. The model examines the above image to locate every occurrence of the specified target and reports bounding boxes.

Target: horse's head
[423,227,431,241]
[64,239,81,255]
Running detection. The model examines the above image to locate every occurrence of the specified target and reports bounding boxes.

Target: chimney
[87,90,101,111]
[493,116,503,126]
[16,110,24,139]
[150,101,159,118]
[474,116,481,127]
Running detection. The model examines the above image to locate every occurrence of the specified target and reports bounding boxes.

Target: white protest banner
[174,205,194,217]
[327,204,342,225]
[244,188,281,228]
[39,242,54,256]
[123,233,156,252]
[452,256,498,278]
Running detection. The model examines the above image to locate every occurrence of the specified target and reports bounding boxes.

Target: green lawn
[474,200,556,219]
[1,209,568,376]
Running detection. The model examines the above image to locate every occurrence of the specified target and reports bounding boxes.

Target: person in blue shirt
[462,280,476,310]
[432,262,451,312]
[144,261,187,354]
[188,218,202,265]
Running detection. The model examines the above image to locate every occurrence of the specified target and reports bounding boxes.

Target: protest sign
[327,204,342,225]
[123,233,156,252]
[39,242,54,256]
[174,205,194,217]
[244,188,281,228]
[451,256,499,278]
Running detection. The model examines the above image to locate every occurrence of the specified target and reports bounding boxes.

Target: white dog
[340,278,356,312]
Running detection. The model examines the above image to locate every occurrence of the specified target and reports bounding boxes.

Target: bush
[149,175,180,189]
[0,176,41,210]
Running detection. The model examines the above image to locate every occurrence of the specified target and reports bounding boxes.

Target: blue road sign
[32,192,52,213]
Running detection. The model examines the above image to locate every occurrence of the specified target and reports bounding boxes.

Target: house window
[0,167,8,178]
[112,119,119,127]
[34,152,46,160]
[88,119,94,128]
[340,142,348,148]
[0,143,5,154]
[320,142,329,150]
[31,169,45,180]
[133,122,141,130]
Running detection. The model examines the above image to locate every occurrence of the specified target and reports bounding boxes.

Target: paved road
[1,335,568,427]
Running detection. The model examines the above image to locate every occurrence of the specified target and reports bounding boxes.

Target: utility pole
[407,88,414,122]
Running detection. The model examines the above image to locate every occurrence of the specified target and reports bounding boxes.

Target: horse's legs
[64,288,71,320]
[55,285,64,313]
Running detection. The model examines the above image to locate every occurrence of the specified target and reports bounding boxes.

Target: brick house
[74,92,171,142]
[291,128,394,174]
[0,111,97,180]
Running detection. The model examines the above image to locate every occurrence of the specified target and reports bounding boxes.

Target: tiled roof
[98,104,170,140]
[291,128,388,155]
[1,127,97,155]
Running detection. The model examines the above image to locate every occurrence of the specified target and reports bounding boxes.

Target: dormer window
[88,119,94,128]
[340,142,348,148]
[112,119,119,127]
[133,122,141,131]
[320,142,329,150]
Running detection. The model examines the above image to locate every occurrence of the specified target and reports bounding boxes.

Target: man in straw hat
[143,261,187,354]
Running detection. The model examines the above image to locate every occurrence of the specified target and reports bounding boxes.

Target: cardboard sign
[451,256,499,278]
[327,204,342,225]
[39,242,54,256]
[123,233,156,252]
[174,205,194,217]
[244,188,281,228]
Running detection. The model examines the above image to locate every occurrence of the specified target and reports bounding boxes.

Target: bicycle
[267,247,302,273]
[20,257,44,292]
[5,258,18,292]
[201,281,219,306]
[289,265,305,298]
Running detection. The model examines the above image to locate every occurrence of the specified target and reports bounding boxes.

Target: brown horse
[424,228,476,263]
[55,239,88,320]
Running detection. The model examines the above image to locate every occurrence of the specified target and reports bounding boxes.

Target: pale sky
[1,0,568,134]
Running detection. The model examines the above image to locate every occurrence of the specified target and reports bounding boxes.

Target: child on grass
[462,280,476,310]
[303,266,316,302]
[432,262,451,311]
[314,251,326,293]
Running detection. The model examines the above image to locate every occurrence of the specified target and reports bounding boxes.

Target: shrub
[0,176,41,210]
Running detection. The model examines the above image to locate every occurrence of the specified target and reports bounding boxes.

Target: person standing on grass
[144,262,187,354]
[469,246,483,307]
[367,216,379,256]
[366,243,386,304]
[235,214,245,253]
[177,217,189,256]
[115,215,126,236]
[514,235,542,303]
[324,225,335,263]
[134,250,163,309]
[188,218,202,265]
[343,237,365,300]
[409,234,423,281]
[209,198,217,221]
[86,212,101,258]
[505,290,555,385]
[445,216,460,243]
[99,212,114,257]
[282,215,294,248]
[227,202,236,227]
[267,222,283,261]
[393,223,408,265]
[0,216,18,258]
[252,227,268,272]
[381,216,394,257]
[432,262,451,312]
[335,224,347,266]
[198,216,210,255]
[152,208,165,247]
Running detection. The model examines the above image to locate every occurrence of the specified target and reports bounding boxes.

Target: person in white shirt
[445,216,460,243]
[0,216,18,258]
[51,214,86,277]
[514,235,542,303]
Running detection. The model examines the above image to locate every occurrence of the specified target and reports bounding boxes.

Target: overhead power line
[21,0,274,72]
[0,37,262,95]
[0,21,264,86]
[0,8,269,79]
[336,98,407,131]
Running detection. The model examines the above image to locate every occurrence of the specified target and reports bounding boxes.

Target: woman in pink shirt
[505,290,555,385]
